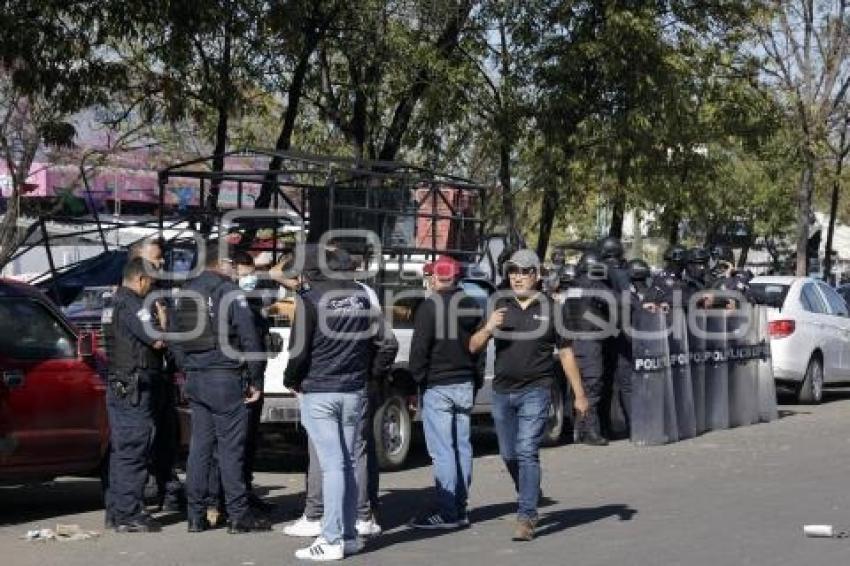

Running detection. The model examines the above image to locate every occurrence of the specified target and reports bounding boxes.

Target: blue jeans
[300,390,365,544]
[422,382,474,521]
[491,386,551,521]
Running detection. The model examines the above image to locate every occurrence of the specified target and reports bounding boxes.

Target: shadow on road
[0,478,104,526]
[535,503,637,538]
[361,488,637,554]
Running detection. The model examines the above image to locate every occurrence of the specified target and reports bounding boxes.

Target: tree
[822,111,850,279]
[0,1,124,267]
[755,0,850,275]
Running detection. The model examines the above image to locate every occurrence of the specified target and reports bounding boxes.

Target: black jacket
[283,279,374,393]
[409,289,483,389]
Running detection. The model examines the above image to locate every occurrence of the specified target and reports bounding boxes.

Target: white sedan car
[749,276,850,404]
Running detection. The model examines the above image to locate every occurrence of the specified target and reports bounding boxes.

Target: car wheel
[542,382,566,447]
[797,355,824,405]
[373,392,412,471]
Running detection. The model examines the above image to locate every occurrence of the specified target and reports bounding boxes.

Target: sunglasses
[507,266,537,276]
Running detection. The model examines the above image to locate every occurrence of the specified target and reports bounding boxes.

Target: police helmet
[599,236,625,260]
[578,250,607,279]
[663,244,688,264]
[709,244,734,263]
[687,247,710,264]
[559,263,578,287]
[627,258,650,282]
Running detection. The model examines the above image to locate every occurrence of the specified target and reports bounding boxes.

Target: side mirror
[78,332,96,359]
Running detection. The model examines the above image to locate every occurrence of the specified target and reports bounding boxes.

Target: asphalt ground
[3,392,850,566]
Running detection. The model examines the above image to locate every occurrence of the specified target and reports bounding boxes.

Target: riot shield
[755,304,778,422]
[667,306,696,440]
[728,304,759,427]
[704,308,730,431]
[630,308,679,446]
[690,310,708,434]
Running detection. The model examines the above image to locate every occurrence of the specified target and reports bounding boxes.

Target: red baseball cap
[432,255,462,279]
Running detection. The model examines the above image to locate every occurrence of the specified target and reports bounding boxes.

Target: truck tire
[542,381,566,447]
[373,392,412,471]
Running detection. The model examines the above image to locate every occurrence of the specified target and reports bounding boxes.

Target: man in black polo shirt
[470,249,589,541]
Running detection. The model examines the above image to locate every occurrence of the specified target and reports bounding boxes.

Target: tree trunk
[0,186,23,269]
[0,148,37,269]
[738,231,754,269]
[253,30,322,213]
[609,155,629,238]
[824,124,847,281]
[609,192,625,239]
[536,185,559,261]
[377,0,473,162]
[206,104,229,211]
[824,175,841,281]
[498,134,516,245]
[795,158,815,276]
[203,8,234,224]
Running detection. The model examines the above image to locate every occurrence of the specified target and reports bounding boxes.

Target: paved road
[3,394,850,566]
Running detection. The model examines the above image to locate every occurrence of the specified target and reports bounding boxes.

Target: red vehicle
[0,279,108,482]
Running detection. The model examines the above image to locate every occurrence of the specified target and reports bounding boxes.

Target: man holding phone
[470,249,589,542]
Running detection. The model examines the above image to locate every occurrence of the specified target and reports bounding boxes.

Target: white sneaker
[356,517,382,537]
[294,538,344,562]
[284,516,323,538]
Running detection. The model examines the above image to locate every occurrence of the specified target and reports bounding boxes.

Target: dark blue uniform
[106,286,165,528]
[177,271,263,526]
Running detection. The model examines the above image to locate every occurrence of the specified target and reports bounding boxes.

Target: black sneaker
[188,516,209,533]
[115,515,162,533]
[227,513,272,534]
[580,430,609,446]
[409,512,460,530]
[457,510,470,528]
[247,493,275,514]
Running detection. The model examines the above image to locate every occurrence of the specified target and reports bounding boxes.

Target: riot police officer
[598,236,631,294]
[627,258,651,300]
[657,245,688,281]
[105,257,166,533]
[684,247,712,306]
[565,250,611,445]
[176,246,270,534]
[709,244,735,281]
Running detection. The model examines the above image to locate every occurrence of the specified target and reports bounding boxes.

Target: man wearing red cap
[408,255,483,529]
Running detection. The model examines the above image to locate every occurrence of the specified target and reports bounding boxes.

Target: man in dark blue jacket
[284,244,375,561]
[175,245,269,534]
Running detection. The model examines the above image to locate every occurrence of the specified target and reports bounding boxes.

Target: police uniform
[563,274,608,442]
[149,283,184,511]
[105,286,164,530]
[176,270,264,531]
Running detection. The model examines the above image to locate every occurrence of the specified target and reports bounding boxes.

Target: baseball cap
[503,249,540,275]
[432,255,462,279]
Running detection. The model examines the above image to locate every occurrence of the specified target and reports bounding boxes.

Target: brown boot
[512,517,536,541]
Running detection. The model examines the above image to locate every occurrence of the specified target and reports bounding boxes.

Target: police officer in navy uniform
[565,250,611,445]
[627,259,651,301]
[653,244,688,285]
[176,246,270,534]
[105,257,166,533]
[128,238,185,513]
[681,247,713,308]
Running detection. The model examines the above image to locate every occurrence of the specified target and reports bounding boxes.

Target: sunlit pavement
[3,393,850,566]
